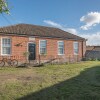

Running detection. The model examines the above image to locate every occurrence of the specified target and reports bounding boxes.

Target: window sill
[58,54,65,55]
[1,54,12,56]
[39,54,47,56]
[74,53,79,55]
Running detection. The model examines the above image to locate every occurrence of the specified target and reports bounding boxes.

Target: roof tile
[0,24,85,40]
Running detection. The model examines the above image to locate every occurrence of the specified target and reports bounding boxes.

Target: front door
[28,43,36,60]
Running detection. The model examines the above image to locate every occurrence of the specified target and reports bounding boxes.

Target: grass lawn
[0,61,100,100]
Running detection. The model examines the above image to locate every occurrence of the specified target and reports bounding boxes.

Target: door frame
[27,42,36,60]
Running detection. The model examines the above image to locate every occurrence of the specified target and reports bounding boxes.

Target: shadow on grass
[16,65,100,100]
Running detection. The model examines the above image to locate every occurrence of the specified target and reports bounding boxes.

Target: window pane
[58,42,64,47]
[74,49,78,54]
[40,48,46,54]
[59,45,64,48]
[74,42,78,49]
[40,41,46,47]
[58,48,64,54]
[40,43,46,48]
[2,47,11,54]
[2,38,11,47]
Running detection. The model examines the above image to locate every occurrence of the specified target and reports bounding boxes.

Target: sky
[0,0,100,45]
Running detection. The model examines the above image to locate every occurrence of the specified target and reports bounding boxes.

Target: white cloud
[43,20,62,28]
[64,28,77,35]
[80,12,100,30]
[81,32,100,45]
[43,20,77,35]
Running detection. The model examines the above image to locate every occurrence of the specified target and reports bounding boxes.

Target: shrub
[97,58,100,61]
[87,58,97,61]
[82,57,87,61]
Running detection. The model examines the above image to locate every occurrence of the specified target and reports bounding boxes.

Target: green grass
[0,61,100,100]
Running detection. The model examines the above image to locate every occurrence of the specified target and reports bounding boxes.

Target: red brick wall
[35,38,86,62]
[0,35,29,63]
[0,35,86,62]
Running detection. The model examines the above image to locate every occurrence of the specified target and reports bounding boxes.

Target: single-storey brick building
[0,24,86,63]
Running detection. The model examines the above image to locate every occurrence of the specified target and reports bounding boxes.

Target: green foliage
[0,0,9,14]
[97,58,100,61]
[23,52,30,57]
[87,58,98,61]
[40,52,47,56]
[82,57,87,61]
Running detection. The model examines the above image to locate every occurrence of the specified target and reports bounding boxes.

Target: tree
[0,0,9,14]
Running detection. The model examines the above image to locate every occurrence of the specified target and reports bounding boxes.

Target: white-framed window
[39,40,47,54]
[1,38,11,55]
[58,41,64,55]
[73,42,79,55]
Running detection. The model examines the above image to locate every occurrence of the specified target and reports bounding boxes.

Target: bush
[91,58,96,61]
[87,58,97,61]
[82,57,87,61]
[97,58,100,61]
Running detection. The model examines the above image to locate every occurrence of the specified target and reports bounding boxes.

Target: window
[58,41,64,55]
[73,42,79,55]
[39,40,47,54]
[1,38,11,55]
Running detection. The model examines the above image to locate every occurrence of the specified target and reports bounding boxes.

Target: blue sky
[0,0,100,45]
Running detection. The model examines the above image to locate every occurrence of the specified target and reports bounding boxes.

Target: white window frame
[58,41,64,55]
[39,40,47,55]
[1,37,12,56]
[73,42,79,55]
